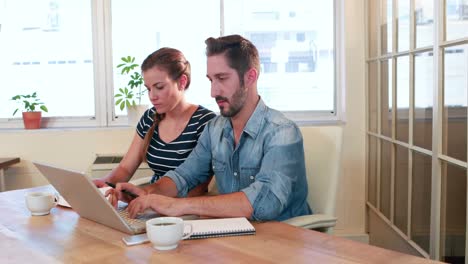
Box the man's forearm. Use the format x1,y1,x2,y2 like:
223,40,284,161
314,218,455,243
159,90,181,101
143,177,179,197
178,192,253,218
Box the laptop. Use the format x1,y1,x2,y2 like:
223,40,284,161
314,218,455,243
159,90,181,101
34,162,197,234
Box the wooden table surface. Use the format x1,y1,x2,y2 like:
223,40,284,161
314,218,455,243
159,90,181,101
0,157,20,169
0,157,20,192
0,185,443,264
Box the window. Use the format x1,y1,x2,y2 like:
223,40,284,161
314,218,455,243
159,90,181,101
224,0,335,113
0,0,339,128
110,0,220,117
0,0,96,127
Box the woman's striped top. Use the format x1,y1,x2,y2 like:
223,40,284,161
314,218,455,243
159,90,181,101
136,106,216,183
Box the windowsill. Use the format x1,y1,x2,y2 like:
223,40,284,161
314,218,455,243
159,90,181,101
0,126,135,134
0,120,346,134
296,119,346,127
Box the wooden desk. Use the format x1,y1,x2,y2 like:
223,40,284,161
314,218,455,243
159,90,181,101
0,186,442,264
0,157,20,192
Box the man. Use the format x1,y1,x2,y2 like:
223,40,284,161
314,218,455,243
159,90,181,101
112,35,311,221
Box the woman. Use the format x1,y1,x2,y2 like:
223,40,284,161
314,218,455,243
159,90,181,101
93,48,216,196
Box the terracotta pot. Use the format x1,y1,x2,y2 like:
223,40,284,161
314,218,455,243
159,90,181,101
22,111,42,129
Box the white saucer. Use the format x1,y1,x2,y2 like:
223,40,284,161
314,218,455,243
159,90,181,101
153,244,178,251
30,211,51,216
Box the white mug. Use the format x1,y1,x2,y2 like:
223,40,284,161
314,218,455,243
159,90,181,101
25,191,58,216
146,217,193,250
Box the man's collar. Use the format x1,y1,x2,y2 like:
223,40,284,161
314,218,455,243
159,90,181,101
222,97,267,140
241,97,266,139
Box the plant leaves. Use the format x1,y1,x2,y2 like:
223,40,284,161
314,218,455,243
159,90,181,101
12,92,48,113
129,63,138,70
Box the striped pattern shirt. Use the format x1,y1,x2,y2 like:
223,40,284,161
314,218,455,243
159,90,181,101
136,106,216,183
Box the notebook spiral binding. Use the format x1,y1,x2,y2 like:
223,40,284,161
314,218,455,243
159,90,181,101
183,217,256,239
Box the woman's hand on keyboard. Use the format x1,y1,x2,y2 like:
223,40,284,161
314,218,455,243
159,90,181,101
112,183,146,204
104,188,120,208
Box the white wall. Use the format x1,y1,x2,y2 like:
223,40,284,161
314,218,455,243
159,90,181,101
334,0,366,236
0,0,366,236
0,128,135,189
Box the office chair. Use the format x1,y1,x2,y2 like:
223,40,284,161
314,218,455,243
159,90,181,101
282,126,343,234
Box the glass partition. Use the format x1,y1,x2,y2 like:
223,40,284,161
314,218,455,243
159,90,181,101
396,56,409,143
440,161,466,263
411,151,432,253
394,144,408,234
415,0,434,48
381,0,393,54
380,140,392,219
443,45,467,162
369,61,378,133
446,0,468,41
414,52,433,150
381,59,393,138
397,0,410,52
368,136,378,206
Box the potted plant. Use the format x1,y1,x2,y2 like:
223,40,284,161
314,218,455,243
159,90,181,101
114,56,148,126
11,92,49,129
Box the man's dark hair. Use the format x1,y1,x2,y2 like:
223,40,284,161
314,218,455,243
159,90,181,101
205,35,260,85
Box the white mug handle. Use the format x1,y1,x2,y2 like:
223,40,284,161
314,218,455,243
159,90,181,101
53,192,60,206
182,223,193,240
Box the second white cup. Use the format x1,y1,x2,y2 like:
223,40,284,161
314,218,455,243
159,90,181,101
25,191,58,216
146,217,193,250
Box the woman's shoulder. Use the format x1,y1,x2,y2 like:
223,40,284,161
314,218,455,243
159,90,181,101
144,107,156,116
135,107,156,139
194,105,216,120
140,107,156,124
136,107,156,132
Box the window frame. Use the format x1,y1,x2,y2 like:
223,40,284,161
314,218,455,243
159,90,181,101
0,0,344,129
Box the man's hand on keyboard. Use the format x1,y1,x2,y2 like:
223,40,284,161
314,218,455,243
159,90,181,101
127,194,181,219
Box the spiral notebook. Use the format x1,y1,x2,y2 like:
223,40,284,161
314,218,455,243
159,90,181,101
183,217,256,239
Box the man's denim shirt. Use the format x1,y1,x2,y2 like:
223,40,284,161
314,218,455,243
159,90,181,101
165,99,312,221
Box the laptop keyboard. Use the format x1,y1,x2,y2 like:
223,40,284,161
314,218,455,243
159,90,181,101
119,209,142,223
117,204,159,233
116,203,200,233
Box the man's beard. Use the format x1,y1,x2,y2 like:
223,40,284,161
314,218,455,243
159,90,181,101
216,85,248,117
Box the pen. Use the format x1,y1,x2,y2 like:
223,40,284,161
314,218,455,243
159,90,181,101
105,181,139,199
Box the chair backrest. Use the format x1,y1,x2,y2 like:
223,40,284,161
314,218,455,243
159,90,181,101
208,126,344,216
301,126,343,216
